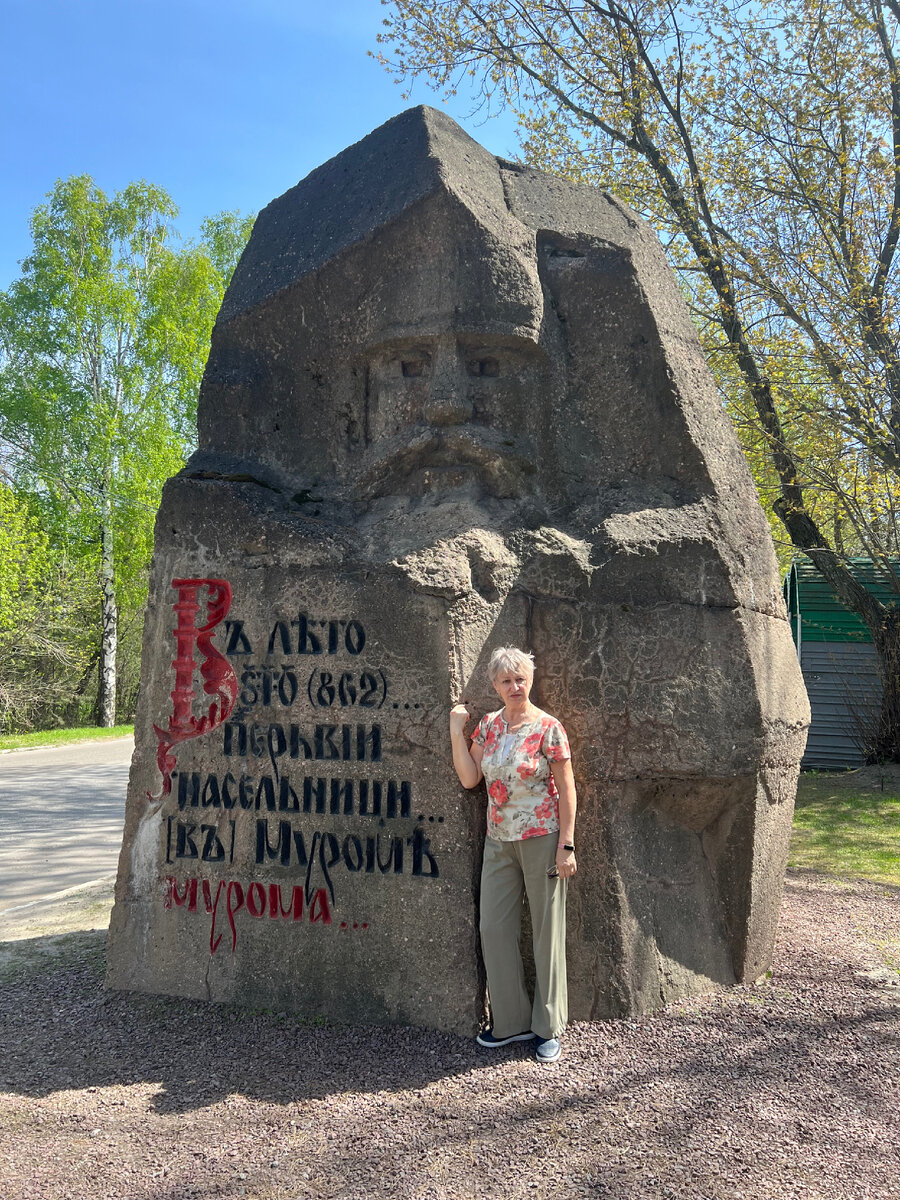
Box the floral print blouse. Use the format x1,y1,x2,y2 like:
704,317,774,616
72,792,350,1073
472,710,571,842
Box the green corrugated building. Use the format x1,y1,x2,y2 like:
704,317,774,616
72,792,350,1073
783,558,900,767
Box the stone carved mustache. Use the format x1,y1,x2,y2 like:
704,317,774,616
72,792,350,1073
357,425,538,499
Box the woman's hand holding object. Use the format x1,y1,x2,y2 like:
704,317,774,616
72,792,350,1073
556,845,577,879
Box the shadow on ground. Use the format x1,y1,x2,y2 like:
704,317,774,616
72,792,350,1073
0,879,895,1117
1,873,898,1199
0,925,523,1111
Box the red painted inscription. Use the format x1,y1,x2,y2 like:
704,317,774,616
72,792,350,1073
151,578,238,800
164,875,333,954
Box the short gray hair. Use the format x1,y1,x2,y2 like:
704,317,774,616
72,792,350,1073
488,646,535,682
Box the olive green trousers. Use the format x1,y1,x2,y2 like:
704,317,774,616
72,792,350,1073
480,833,568,1040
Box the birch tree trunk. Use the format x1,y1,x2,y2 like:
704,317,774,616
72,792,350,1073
97,480,118,727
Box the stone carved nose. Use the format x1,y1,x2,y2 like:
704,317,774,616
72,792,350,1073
422,354,472,426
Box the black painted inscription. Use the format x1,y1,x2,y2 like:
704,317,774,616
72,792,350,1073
167,817,236,863
255,821,439,879
307,668,387,710
268,614,366,656
235,665,387,710
173,770,411,818
222,613,368,659
223,721,382,762
160,605,444,950
224,619,253,654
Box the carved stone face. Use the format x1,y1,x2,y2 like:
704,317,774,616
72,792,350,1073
354,331,551,503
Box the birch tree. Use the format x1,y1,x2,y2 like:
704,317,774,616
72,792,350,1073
0,177,250,726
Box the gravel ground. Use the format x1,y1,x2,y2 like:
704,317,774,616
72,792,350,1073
0,871,898,1200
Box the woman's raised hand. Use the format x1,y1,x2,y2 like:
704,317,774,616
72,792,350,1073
449,702,471,734
449,702,483,788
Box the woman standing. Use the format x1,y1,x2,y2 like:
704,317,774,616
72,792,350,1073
450,647,577,1064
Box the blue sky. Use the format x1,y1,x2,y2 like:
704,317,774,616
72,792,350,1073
0,0,521,289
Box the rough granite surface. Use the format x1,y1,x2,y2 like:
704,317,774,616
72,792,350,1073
106,107,810,1033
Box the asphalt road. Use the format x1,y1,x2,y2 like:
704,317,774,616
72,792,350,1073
0,737,133,912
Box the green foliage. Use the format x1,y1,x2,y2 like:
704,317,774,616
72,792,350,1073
0,482,50,634
0,176,253,732
199,210,256,287
0,483,95,732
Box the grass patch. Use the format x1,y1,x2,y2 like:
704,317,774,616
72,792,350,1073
0,724,134,752
0,930,106,983
873,936,900,973
790,771,900,886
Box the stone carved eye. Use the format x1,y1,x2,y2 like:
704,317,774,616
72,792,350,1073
401,359,427,378
467,358,500,378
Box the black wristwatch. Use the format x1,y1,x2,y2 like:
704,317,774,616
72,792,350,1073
560,842,575,852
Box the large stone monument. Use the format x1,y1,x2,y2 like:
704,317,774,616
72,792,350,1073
106,107,810,1032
